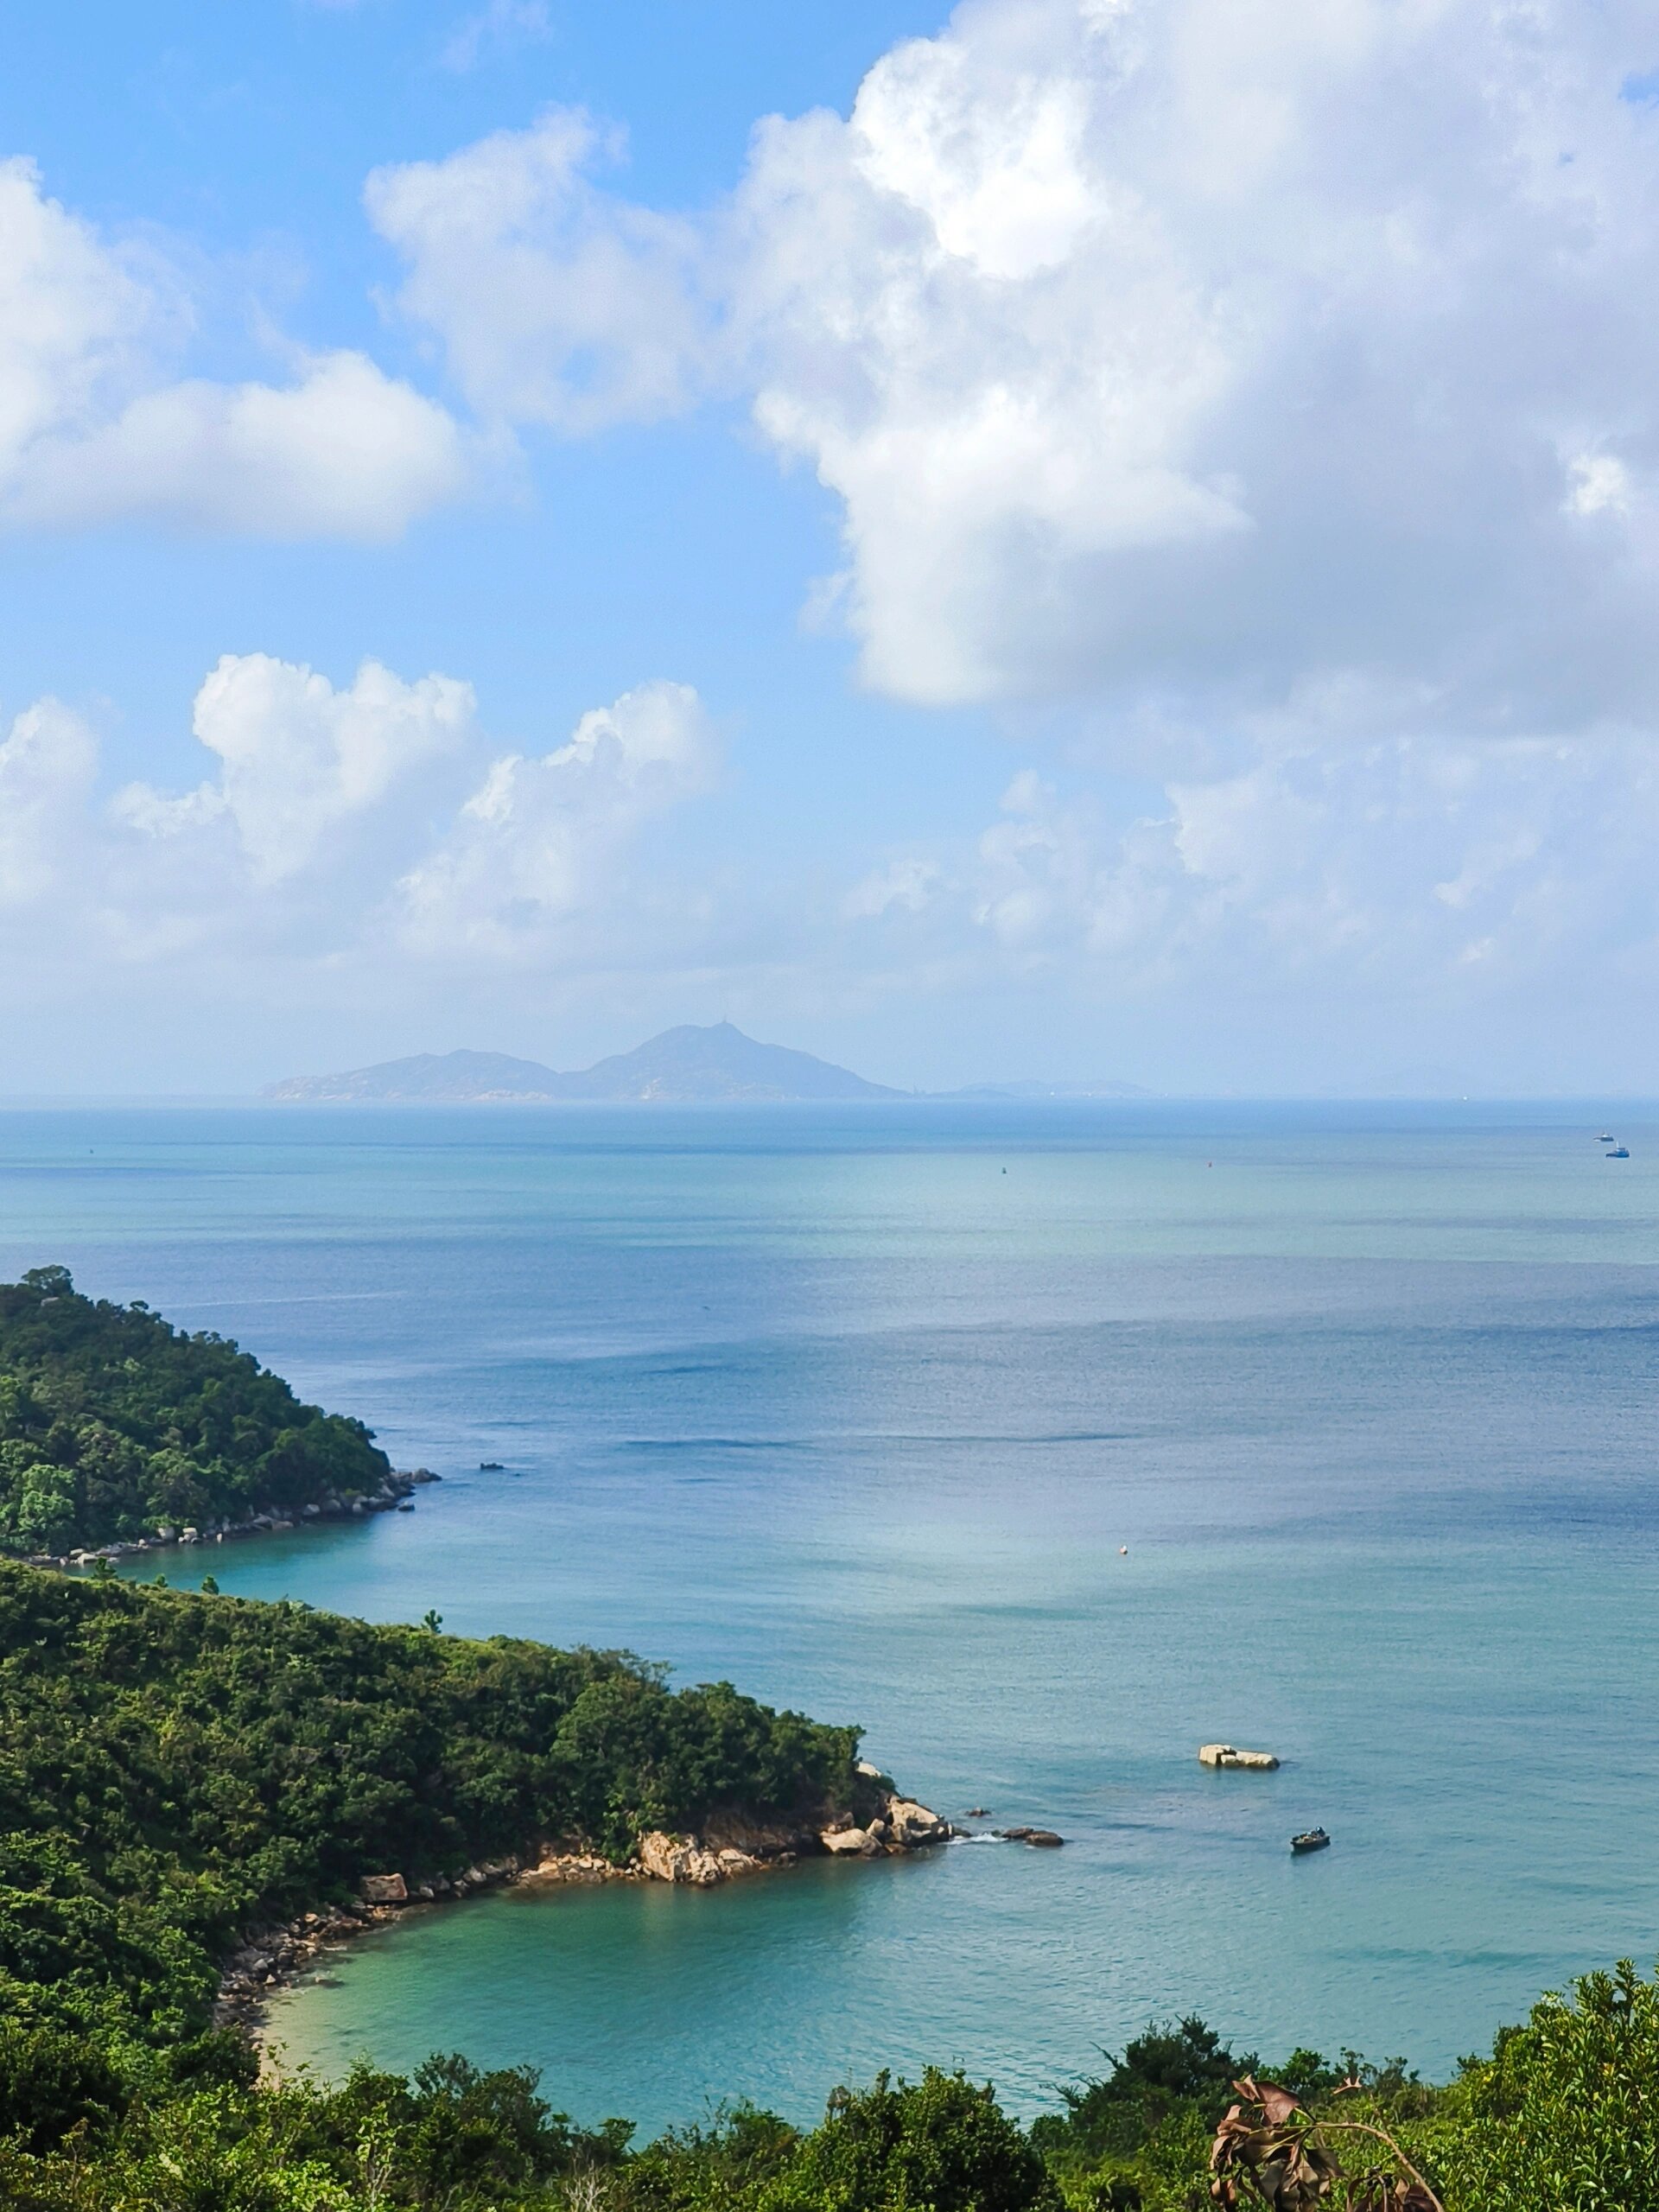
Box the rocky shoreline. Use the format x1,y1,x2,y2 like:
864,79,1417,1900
217,1773,959,2038
29,1468,442,1571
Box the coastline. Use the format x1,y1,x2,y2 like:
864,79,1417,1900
219,1780,958,2044
27,1467,441,1572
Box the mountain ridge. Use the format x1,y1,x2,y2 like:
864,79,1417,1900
264,1024,902,1104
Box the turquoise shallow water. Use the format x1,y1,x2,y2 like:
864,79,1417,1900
3,1101,1657,2131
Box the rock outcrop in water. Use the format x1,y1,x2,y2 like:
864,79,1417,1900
1198,1744,1281,1770
626,1786,955,1885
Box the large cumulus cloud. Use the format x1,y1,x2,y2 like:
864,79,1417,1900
369,0,1659,728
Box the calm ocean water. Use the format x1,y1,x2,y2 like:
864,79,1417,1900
3,1101,1657,2131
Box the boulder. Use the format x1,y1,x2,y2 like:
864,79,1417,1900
638,1831,726,1885
529,1853,617,1885
1198,1745,1280,1770
886,1797,951,1847
359,1873,408,1904
820,1827,871,1855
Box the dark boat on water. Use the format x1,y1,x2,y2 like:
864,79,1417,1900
1291,1827,1331,1854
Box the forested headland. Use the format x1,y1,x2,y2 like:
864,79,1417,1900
0,1561,857,2043
0,1267,393,1555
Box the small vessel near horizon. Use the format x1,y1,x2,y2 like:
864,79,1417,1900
1291,1827,1331,1854
1608,1147,1630,1160
1599,1133,1613,1142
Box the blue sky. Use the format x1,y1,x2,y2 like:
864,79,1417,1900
3,1,1658,1093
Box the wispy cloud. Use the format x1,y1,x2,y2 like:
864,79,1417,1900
441,0,551,74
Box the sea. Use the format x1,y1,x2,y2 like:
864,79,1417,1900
3,1099,1656,2135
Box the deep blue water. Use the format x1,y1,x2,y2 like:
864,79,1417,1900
3,1101,1656,2131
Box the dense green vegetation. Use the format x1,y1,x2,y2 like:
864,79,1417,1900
0,1267,391,1554
0,1563,856,2061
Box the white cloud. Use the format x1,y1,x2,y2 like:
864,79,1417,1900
0,699,97,909
844,855,942,918
372,1,1659,727
442,0,551,74
0,154,467,537
115,653,475,884
1565,452,1633,521
865,727,1659,998
11,353,467,538
734,0,1659,715
397,678,718,953
365,113,708,432
3,664,718,1001
0,157,161,474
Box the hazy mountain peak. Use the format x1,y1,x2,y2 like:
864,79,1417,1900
264,1026,900,1104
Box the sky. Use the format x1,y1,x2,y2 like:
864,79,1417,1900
3,0,1659,1096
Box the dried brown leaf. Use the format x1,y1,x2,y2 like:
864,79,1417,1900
1233,2075,1305,2127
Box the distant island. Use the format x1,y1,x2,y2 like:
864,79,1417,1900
264,1021,901,1104
264,1021,1148,1104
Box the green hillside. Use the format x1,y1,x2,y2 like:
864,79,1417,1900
0,1268,391,1555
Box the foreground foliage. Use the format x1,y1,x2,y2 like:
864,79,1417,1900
4,1964,1659,2208
0,1268,391,1553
